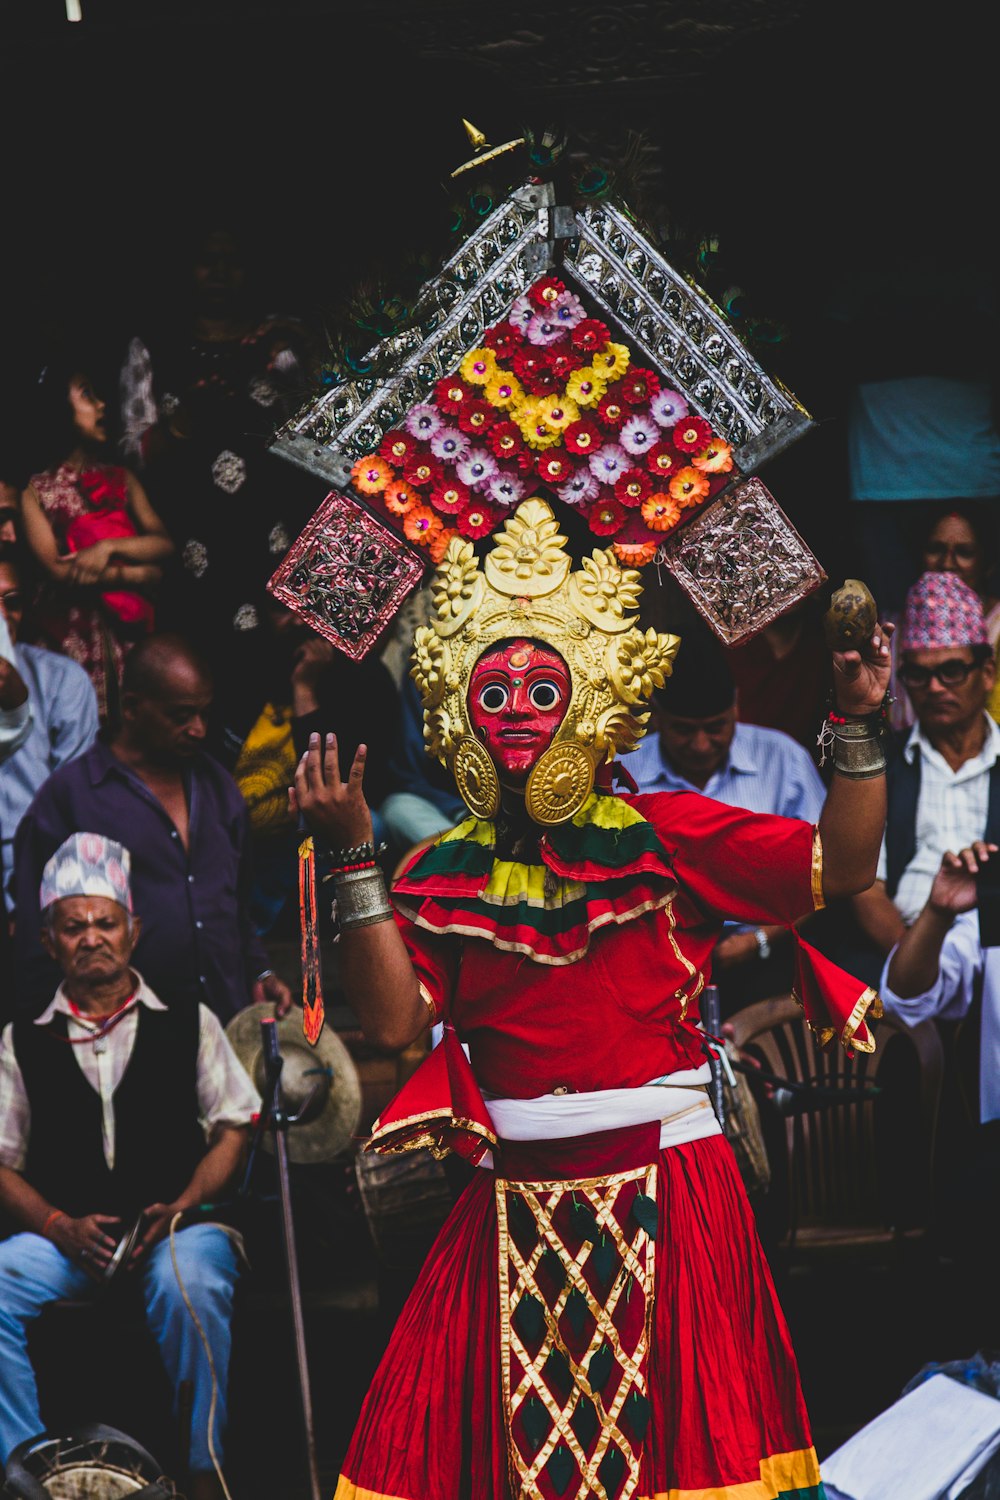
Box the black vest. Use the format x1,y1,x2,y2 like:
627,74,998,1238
885,746,1000,899
14,1001,206,1221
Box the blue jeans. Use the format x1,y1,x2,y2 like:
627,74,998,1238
0,1224,240,1474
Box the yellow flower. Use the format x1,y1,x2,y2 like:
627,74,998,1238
460,348,498,386
534,394,580,432
515,400,562,450
566,366,607,408
592,342,630,381
485,372,525,410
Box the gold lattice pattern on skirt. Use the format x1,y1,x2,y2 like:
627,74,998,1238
496,1163,657,1500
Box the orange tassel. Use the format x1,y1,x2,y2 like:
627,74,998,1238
298,836,324,1044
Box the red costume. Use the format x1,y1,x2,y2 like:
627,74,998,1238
334,781,878,1500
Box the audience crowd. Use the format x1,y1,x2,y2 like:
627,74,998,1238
1,226,999,1491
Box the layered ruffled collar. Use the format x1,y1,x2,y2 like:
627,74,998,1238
392,791,677,965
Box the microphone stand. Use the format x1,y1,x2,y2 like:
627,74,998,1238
242,1017,323,1500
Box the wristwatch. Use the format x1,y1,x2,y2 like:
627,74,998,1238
753,929,771,961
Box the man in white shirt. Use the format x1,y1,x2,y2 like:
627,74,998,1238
0,833,259,1500
852,570,1000,964
880,838,1000,1341
626,627,826,1011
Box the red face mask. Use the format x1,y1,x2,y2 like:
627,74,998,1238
468,639,571,780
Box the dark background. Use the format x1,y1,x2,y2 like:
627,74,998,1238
1,3,996,1490
2,0,995,576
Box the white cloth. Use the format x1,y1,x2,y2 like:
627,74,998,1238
821,1372,1000,1500
876,715,1000,924
881,910,1000,1122
0,971,261,1171
477,1063,720,1169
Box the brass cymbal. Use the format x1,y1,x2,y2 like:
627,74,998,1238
225,1003,363,1164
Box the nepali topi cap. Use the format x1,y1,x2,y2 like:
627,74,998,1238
901,570,989,652
40,832,133,913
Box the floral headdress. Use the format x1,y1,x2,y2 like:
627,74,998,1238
410,496,679,824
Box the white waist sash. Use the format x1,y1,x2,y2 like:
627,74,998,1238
478,1062,721,1169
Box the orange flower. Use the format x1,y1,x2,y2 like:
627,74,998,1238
641,493,682,532
668,467,711,507
613,539,659,567
403,505,443,546
384,479,420,515
351,454,393,495
429,526,460,563
691,439,734,474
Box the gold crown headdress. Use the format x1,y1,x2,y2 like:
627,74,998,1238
410,498,680,825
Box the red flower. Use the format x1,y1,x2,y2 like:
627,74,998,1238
645,442,682,479
528,275,566,309
548,348,585,382
672,416,713,453
434,377,474,416
483,321,525,356
512,346,557,394
615,468,653,508
429,478,471,515
571,318,611,353
596,388,627,429
378,429,416,468
586,496,626,536
563,418,603,456
489,421,534,471
404,454,442,489
457,398,497,437
458,501,501,539
620,367,661,406
536,452,575,485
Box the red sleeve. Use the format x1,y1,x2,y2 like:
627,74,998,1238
627,790,822,927
393,908,460,1022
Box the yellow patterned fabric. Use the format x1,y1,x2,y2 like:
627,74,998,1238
233,703,297,833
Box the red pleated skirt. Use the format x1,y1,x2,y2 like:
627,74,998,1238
334,1134,824,1500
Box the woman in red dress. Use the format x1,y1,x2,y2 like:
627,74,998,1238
21,363,174,721
294,500,891,1500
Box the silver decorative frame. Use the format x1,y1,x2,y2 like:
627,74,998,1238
563,200,813,472
271,182,814,492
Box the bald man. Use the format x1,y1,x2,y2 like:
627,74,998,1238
13,632,291,1020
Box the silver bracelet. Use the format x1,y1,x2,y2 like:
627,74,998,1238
830,720,887,780
331,866,394,933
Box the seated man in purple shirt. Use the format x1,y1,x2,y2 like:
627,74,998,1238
13,633,291,1020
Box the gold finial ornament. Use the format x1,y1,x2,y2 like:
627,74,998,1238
451,118,528,179
410,498,681,825
461,118,488,150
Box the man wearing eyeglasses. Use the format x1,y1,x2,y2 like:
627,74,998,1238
0,553,98,927
852,570,1000,959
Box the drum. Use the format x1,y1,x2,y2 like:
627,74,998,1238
2,1426,177,1499
354,1144,455,1271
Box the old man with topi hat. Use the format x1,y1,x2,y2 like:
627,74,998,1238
0,831,260,1500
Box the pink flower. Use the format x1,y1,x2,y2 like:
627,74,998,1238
487,470,527,506
525,314,568,347
456,448,499,489
588,443,630,484
405,403,444,440
430,426,471,464
649,388,690,427
619,413,659,456
552,290,585,328
557,469,600,506
508,293,535,331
